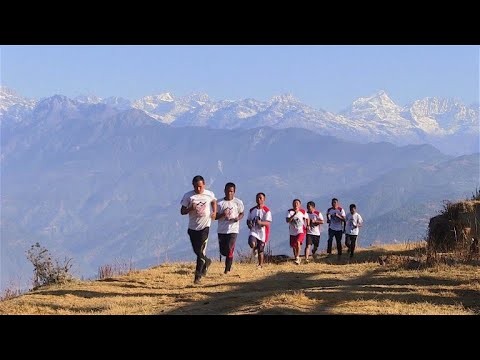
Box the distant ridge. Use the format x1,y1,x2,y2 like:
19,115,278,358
1,87,478,155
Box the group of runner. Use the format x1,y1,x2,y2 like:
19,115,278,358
180,175,363,284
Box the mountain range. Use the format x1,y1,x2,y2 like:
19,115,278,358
1,87,479,290
1,87,478,155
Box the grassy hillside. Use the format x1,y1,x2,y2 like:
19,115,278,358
1,244,479,315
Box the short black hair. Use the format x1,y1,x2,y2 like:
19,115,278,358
225,182,236,191
307,201,315,208
332,198,338,203
192,175,205,185
256,192,266,198
350,204,356,210
293,198,301,204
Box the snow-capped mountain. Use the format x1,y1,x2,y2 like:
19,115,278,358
0,86,36,121
340,91,430,142
130,92,214,124
407,97,478,134
0,87,36,111
134,90,478,154
1,86,478,155
342,90,407,124
342,91,479,136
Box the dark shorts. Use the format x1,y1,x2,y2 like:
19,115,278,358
306,234,320,247
328,228,343,241
290,233,305,248
345,234,357,246
188,227,209,243
248,235,265,253
187,227,210,261
218,233,238,258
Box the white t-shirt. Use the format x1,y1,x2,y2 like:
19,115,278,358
217,197,245,234
307,210,324,236
286,209,308,236
345,212,363,236
180,189,216,231
327,207,346,231
247,205,272,243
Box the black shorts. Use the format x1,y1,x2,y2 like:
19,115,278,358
248,235,266,253
345,234,357,245
306,234,320,247
188,227,209,243
218,233,238,257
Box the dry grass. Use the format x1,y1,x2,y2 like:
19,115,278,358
0,287,23,302
1,243,479,315
97,258,134,280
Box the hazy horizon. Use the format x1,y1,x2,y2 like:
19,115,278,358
1,45,478,112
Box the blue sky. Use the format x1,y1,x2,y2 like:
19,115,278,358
1,45,478,112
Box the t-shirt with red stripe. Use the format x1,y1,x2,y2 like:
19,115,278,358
307,210,324,236
247,205,272,243
286,208,309,236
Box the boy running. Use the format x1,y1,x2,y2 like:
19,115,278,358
216,182,244,274
180,175,217,284
345,204,363,258
326,198,346,259
305,201,324,262
286,199,309,265
247,192,272,269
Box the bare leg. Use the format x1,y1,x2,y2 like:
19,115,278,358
258,252,264,267
295,242,301,264
305,244,311,262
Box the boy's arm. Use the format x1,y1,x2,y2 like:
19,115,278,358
215,210,224,220
286,210,296,223
335,211,346,221
215,200,222,220
180,204,192,215
180,194,192,215
235,211,245,222
210,199,217,220
357,214,364,227
246,210,252,229
260,211,273,226
258,219,271,227
318,212,325,224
